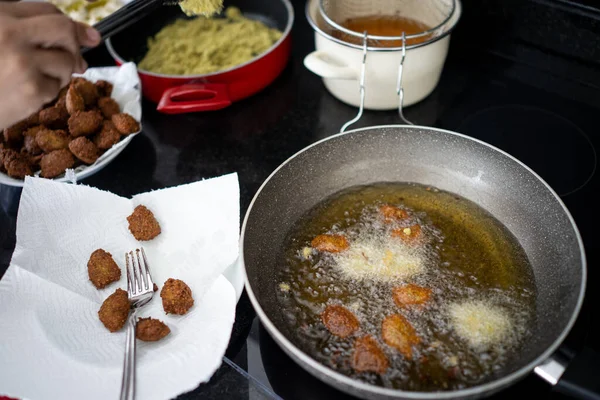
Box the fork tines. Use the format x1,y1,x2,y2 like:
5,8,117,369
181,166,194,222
125,248,154,296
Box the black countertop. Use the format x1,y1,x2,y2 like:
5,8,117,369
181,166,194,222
2,0,600,398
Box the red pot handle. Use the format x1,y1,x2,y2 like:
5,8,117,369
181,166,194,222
157,83,232,114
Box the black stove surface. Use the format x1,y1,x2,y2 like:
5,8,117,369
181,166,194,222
1,0,599,399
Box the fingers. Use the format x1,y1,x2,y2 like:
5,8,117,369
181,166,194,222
75,22,101,49
22,14,80,59
24,70,62,106
0,1,62,18
33,49,81,88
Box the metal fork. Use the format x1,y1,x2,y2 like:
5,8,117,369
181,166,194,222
120,248,155,400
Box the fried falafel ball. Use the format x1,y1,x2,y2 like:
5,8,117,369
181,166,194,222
94,121,121,150
352,335,389,374
160,278,194,315
27,153,43,169
24,135,42,155
72,77,99,107
112,113,140,135
136,317,171,342
66,86,85,115
40,149,75,178
127,205,161,241
88,249,121,289
3,121,28,147
39,105,69,129
5,153,32,179
0,149,18,172
69,137,99,165
68,110,103,137
321,304,360,338
95,80,113,97
36,128,69,152
98,288,129,332
97,97,121,119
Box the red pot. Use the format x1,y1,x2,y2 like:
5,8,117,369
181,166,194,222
106,0,294,114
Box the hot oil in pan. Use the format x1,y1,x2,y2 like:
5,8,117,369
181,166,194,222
276,183,536,391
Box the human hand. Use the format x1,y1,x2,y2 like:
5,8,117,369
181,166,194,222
0,1,101,130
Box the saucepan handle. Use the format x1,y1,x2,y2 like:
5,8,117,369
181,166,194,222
156,83,232,114
536,346,600,399
304,51,358,80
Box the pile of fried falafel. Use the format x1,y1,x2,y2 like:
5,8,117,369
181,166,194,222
0,77,140,180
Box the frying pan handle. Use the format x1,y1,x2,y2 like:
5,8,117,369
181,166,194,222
156,84,232,114
554,346,600,399
304,51,358,80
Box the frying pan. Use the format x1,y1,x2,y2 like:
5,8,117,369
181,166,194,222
241,125,600,399
105,0,293,114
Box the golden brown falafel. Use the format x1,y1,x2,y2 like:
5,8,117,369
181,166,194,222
72,77,99,107
69,137,99,165
66,86,85,115
68,110,103,137
381,314,421,360
39,106,69,129
321,304,360,338
36,128,69,152
160,278,194,315
95,80,113,97
5,154,32,179
94,121,121,150
136,317,170,342
40,149,75,178
97,97,120,119
88,249,121,289
98,288,129,332
352,336,389,374
127,205,161,241
112,113,140,135
311,234,349,253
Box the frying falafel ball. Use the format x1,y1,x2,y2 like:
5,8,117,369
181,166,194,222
112,113,140,135
36,128,69,152
321,304,360,338
68,110,103,137
69,137,99,165
136,317,170,342
98,288,129,332
352,335,389,374
160,278,194,315
72,77,99,107
40,148,75,178
98,97,121,119
127,205,161,241
66,86,85,115
88,249,121,289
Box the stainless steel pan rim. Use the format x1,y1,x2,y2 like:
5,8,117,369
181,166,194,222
240,124,587,399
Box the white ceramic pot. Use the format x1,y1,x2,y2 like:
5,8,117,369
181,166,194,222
304,0,462,111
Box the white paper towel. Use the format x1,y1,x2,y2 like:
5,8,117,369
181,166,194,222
0,173,241,400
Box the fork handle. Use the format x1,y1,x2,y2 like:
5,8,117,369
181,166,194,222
119,314,137,400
